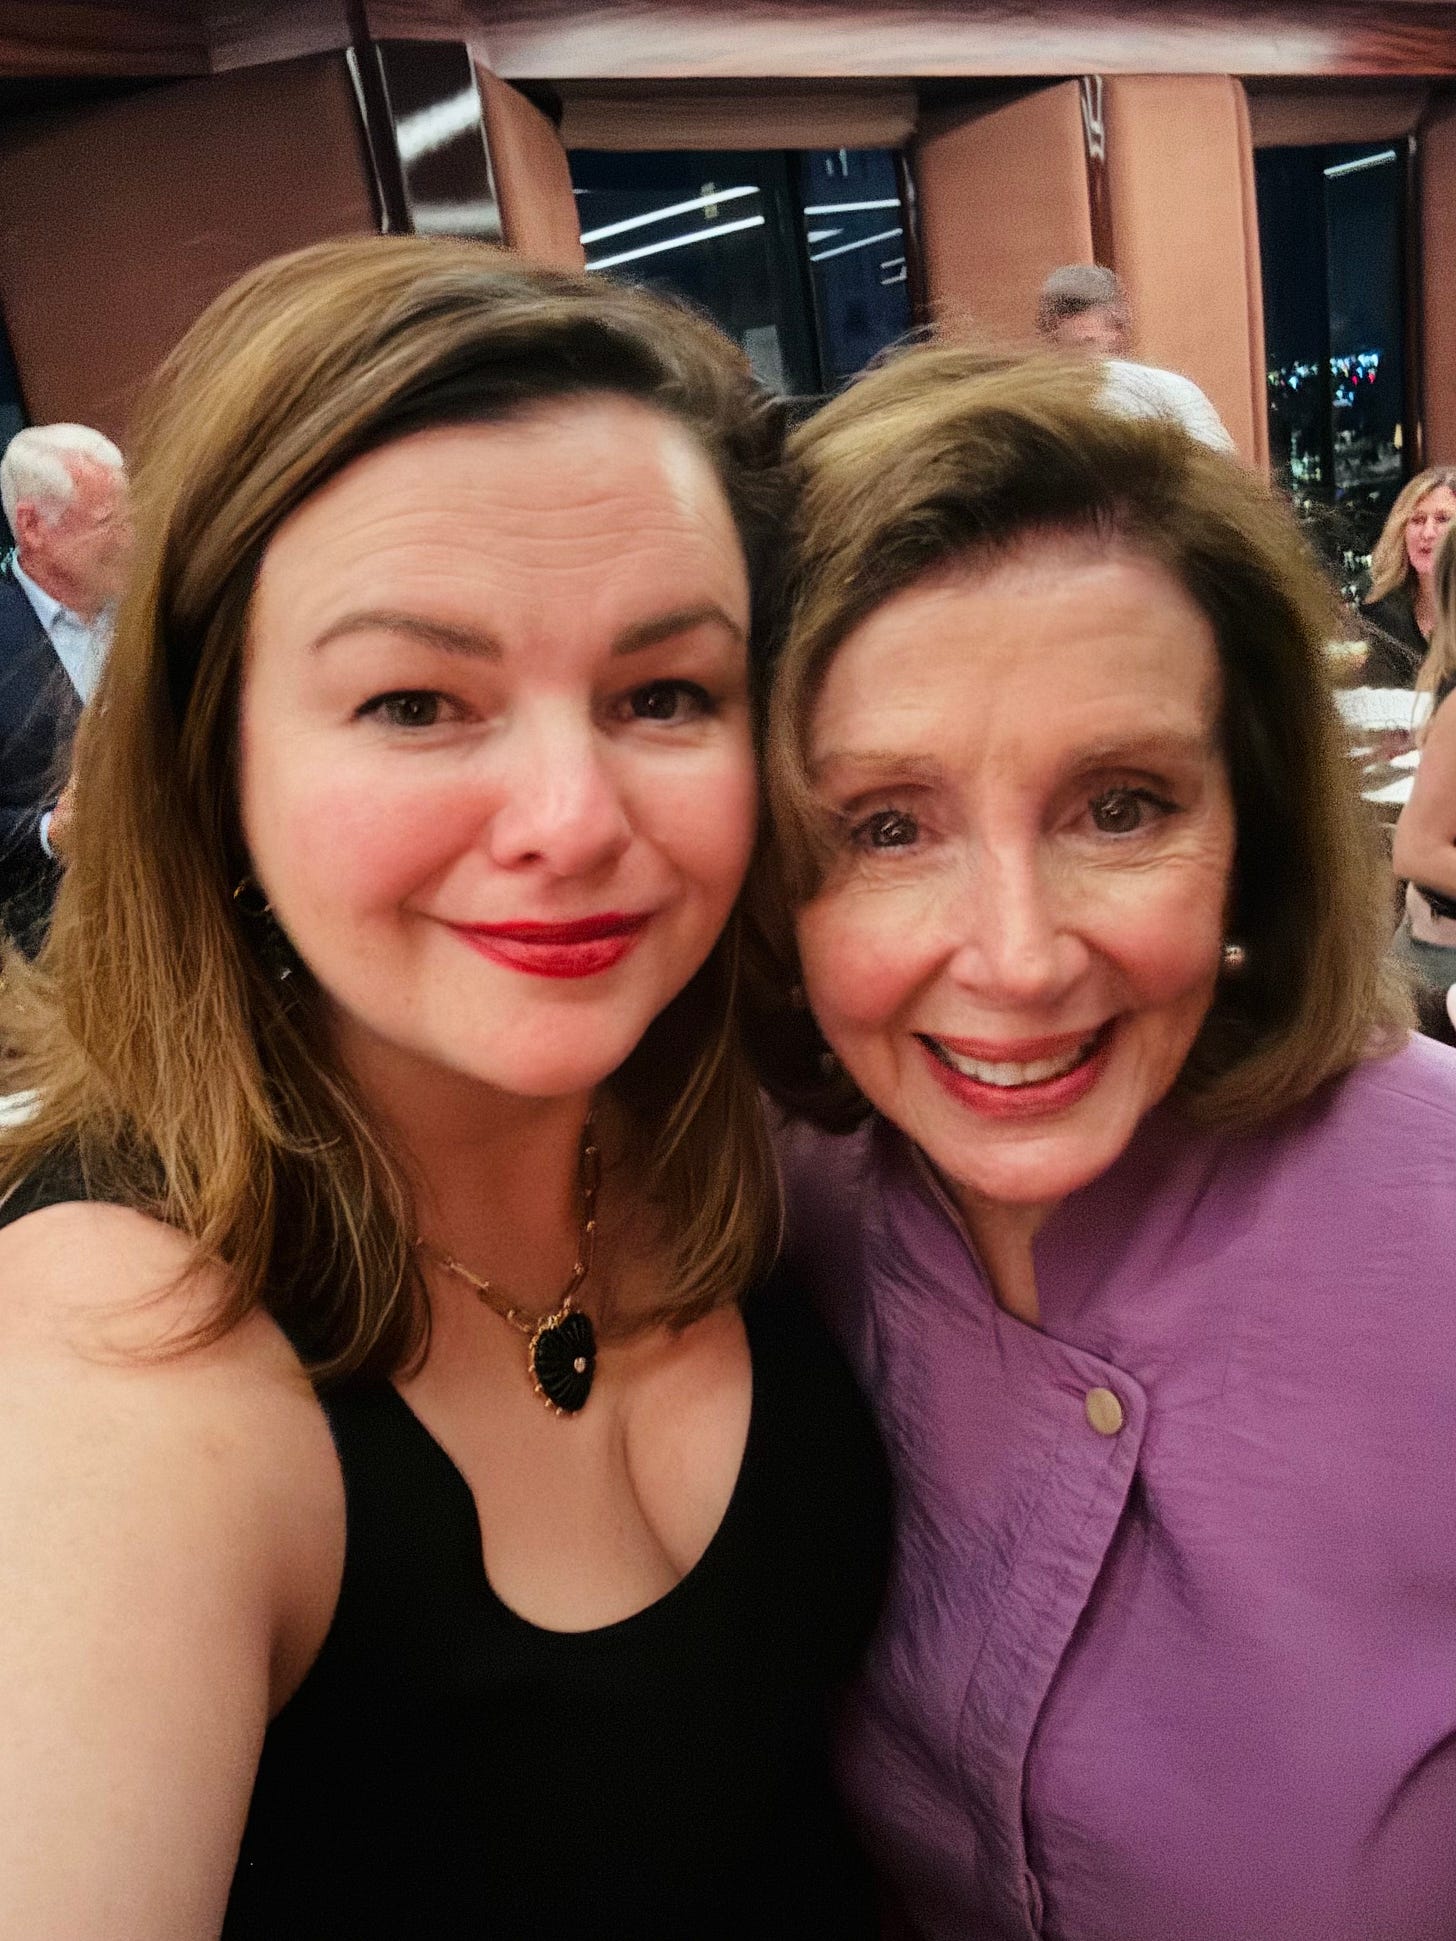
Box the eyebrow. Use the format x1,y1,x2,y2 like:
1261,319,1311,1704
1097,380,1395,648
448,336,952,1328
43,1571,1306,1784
309,603,745,660
611,604,746,655
811,730,1216,784
310,610,503,658
1062,729,1219,769
809,749,946,787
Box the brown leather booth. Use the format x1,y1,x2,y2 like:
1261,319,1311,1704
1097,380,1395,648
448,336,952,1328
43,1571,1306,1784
1419,93,1456,466
0,50,586,447
1099,75,1267,469
914,74,1268,469
915,81,1094,350
478,66,585,269
0,54,378,444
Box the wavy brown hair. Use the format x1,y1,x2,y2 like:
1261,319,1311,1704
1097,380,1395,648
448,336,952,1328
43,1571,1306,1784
1415,520,1456,707
752,348,1410,1132
0,237,793,1384
1364,464,1456,606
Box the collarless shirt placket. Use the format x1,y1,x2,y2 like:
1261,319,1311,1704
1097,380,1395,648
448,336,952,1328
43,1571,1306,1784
864,1163,1146,1940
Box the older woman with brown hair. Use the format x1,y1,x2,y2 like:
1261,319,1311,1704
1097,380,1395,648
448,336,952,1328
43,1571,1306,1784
0,239,887,1937
759,350,1456,1940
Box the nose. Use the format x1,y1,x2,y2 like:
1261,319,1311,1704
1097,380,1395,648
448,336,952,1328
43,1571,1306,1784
486,708,633,879
941,846,1089,1006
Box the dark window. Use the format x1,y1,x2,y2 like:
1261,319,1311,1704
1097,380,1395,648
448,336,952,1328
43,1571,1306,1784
797,148,911,389
570,146,913,406
1256,140,1409,598
0,310,24,552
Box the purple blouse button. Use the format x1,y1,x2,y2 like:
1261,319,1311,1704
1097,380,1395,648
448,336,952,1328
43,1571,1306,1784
1084,1387,1125,1436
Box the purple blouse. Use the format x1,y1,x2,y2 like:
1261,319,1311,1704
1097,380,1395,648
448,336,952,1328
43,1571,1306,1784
781,1035,1456,1941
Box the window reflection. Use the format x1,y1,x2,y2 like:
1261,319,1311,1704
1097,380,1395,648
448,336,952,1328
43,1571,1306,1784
799,148,910,388
570,146,914,404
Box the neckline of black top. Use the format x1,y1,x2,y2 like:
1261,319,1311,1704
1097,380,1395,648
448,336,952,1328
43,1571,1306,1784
371,1348,761,1646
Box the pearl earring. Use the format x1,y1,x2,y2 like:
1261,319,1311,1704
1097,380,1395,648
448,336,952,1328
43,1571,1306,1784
1221,940,1247,974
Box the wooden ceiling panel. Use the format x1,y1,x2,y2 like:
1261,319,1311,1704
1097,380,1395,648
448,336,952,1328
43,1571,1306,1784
0,2,209,78
464,1,1456,81
1,0,1454,85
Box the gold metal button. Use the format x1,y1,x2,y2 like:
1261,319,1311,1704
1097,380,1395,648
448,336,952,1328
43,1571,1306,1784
1085,1386,1124,1436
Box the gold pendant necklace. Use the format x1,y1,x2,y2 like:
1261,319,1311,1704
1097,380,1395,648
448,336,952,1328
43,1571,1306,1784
418,1117,600,1417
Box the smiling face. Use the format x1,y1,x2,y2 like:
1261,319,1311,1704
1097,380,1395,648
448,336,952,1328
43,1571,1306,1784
1404,484,1456,581
795,536,1236,1227
236,396,756,1107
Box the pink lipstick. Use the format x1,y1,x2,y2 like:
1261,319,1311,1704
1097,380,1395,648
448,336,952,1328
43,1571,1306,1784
450,913,651,980
917,1021,1114,1120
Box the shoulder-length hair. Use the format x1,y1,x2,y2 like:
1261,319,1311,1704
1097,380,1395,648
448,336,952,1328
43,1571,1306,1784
1416,519,1456,705
1365,464,1456,605
754,347,1410,1133
0,236,793,1384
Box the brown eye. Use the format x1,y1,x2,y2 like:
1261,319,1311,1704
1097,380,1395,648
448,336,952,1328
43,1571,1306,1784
852,809,920,850
626,680,712,722
362,690,444,729
1089,788,1161,835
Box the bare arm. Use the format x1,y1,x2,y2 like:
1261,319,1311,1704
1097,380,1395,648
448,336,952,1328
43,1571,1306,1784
1394,698,1456,898
0,1203,343,1939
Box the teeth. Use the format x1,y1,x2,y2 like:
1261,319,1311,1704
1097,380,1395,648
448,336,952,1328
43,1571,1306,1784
932,1036,1096,1087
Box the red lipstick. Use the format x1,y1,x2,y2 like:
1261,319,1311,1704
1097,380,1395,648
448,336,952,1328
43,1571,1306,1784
449,913,651,980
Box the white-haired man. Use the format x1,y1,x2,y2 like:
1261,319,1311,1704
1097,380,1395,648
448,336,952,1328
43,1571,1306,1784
0,423,131,945
1036,264,1236,454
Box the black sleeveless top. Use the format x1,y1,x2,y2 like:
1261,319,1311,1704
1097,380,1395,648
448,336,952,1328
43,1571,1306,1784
1,1172,889,1937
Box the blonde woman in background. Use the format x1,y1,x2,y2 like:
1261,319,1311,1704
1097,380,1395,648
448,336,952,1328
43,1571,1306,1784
1361,464,1456,685
1393,522,1456,986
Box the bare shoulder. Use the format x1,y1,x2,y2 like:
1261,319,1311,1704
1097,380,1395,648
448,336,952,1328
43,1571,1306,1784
0,1197,345,1934
0,1195,343,1684
0,1195,260,1349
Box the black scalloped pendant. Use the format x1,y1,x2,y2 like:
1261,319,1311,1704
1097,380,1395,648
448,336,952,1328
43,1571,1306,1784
528,1307,597,1415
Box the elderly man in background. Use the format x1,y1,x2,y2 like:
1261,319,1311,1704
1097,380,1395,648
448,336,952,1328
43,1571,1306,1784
0,423,131,947
1037,263,1236,454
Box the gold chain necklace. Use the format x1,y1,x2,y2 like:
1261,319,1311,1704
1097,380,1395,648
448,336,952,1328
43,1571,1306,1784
417,1117,600,1417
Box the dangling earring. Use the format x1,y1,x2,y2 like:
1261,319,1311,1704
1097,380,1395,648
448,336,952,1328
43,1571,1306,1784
233,875,297,984
1221,939,1247,975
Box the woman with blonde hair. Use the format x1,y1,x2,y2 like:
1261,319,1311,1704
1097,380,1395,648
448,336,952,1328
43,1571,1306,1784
1413,515,1456,709
1393,521,1456,985
757,348,1456,1939
0,238,886,1937
1360,463,1456,684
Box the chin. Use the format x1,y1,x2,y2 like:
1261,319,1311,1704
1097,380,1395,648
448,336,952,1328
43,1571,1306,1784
451,1051,637,1101
375,1017,637,1103
927,1113,1140,1213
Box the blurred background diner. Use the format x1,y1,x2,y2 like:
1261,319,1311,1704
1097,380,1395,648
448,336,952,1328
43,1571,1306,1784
0,423,131,952
1035,262,1236,450
1359,466,1456,686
